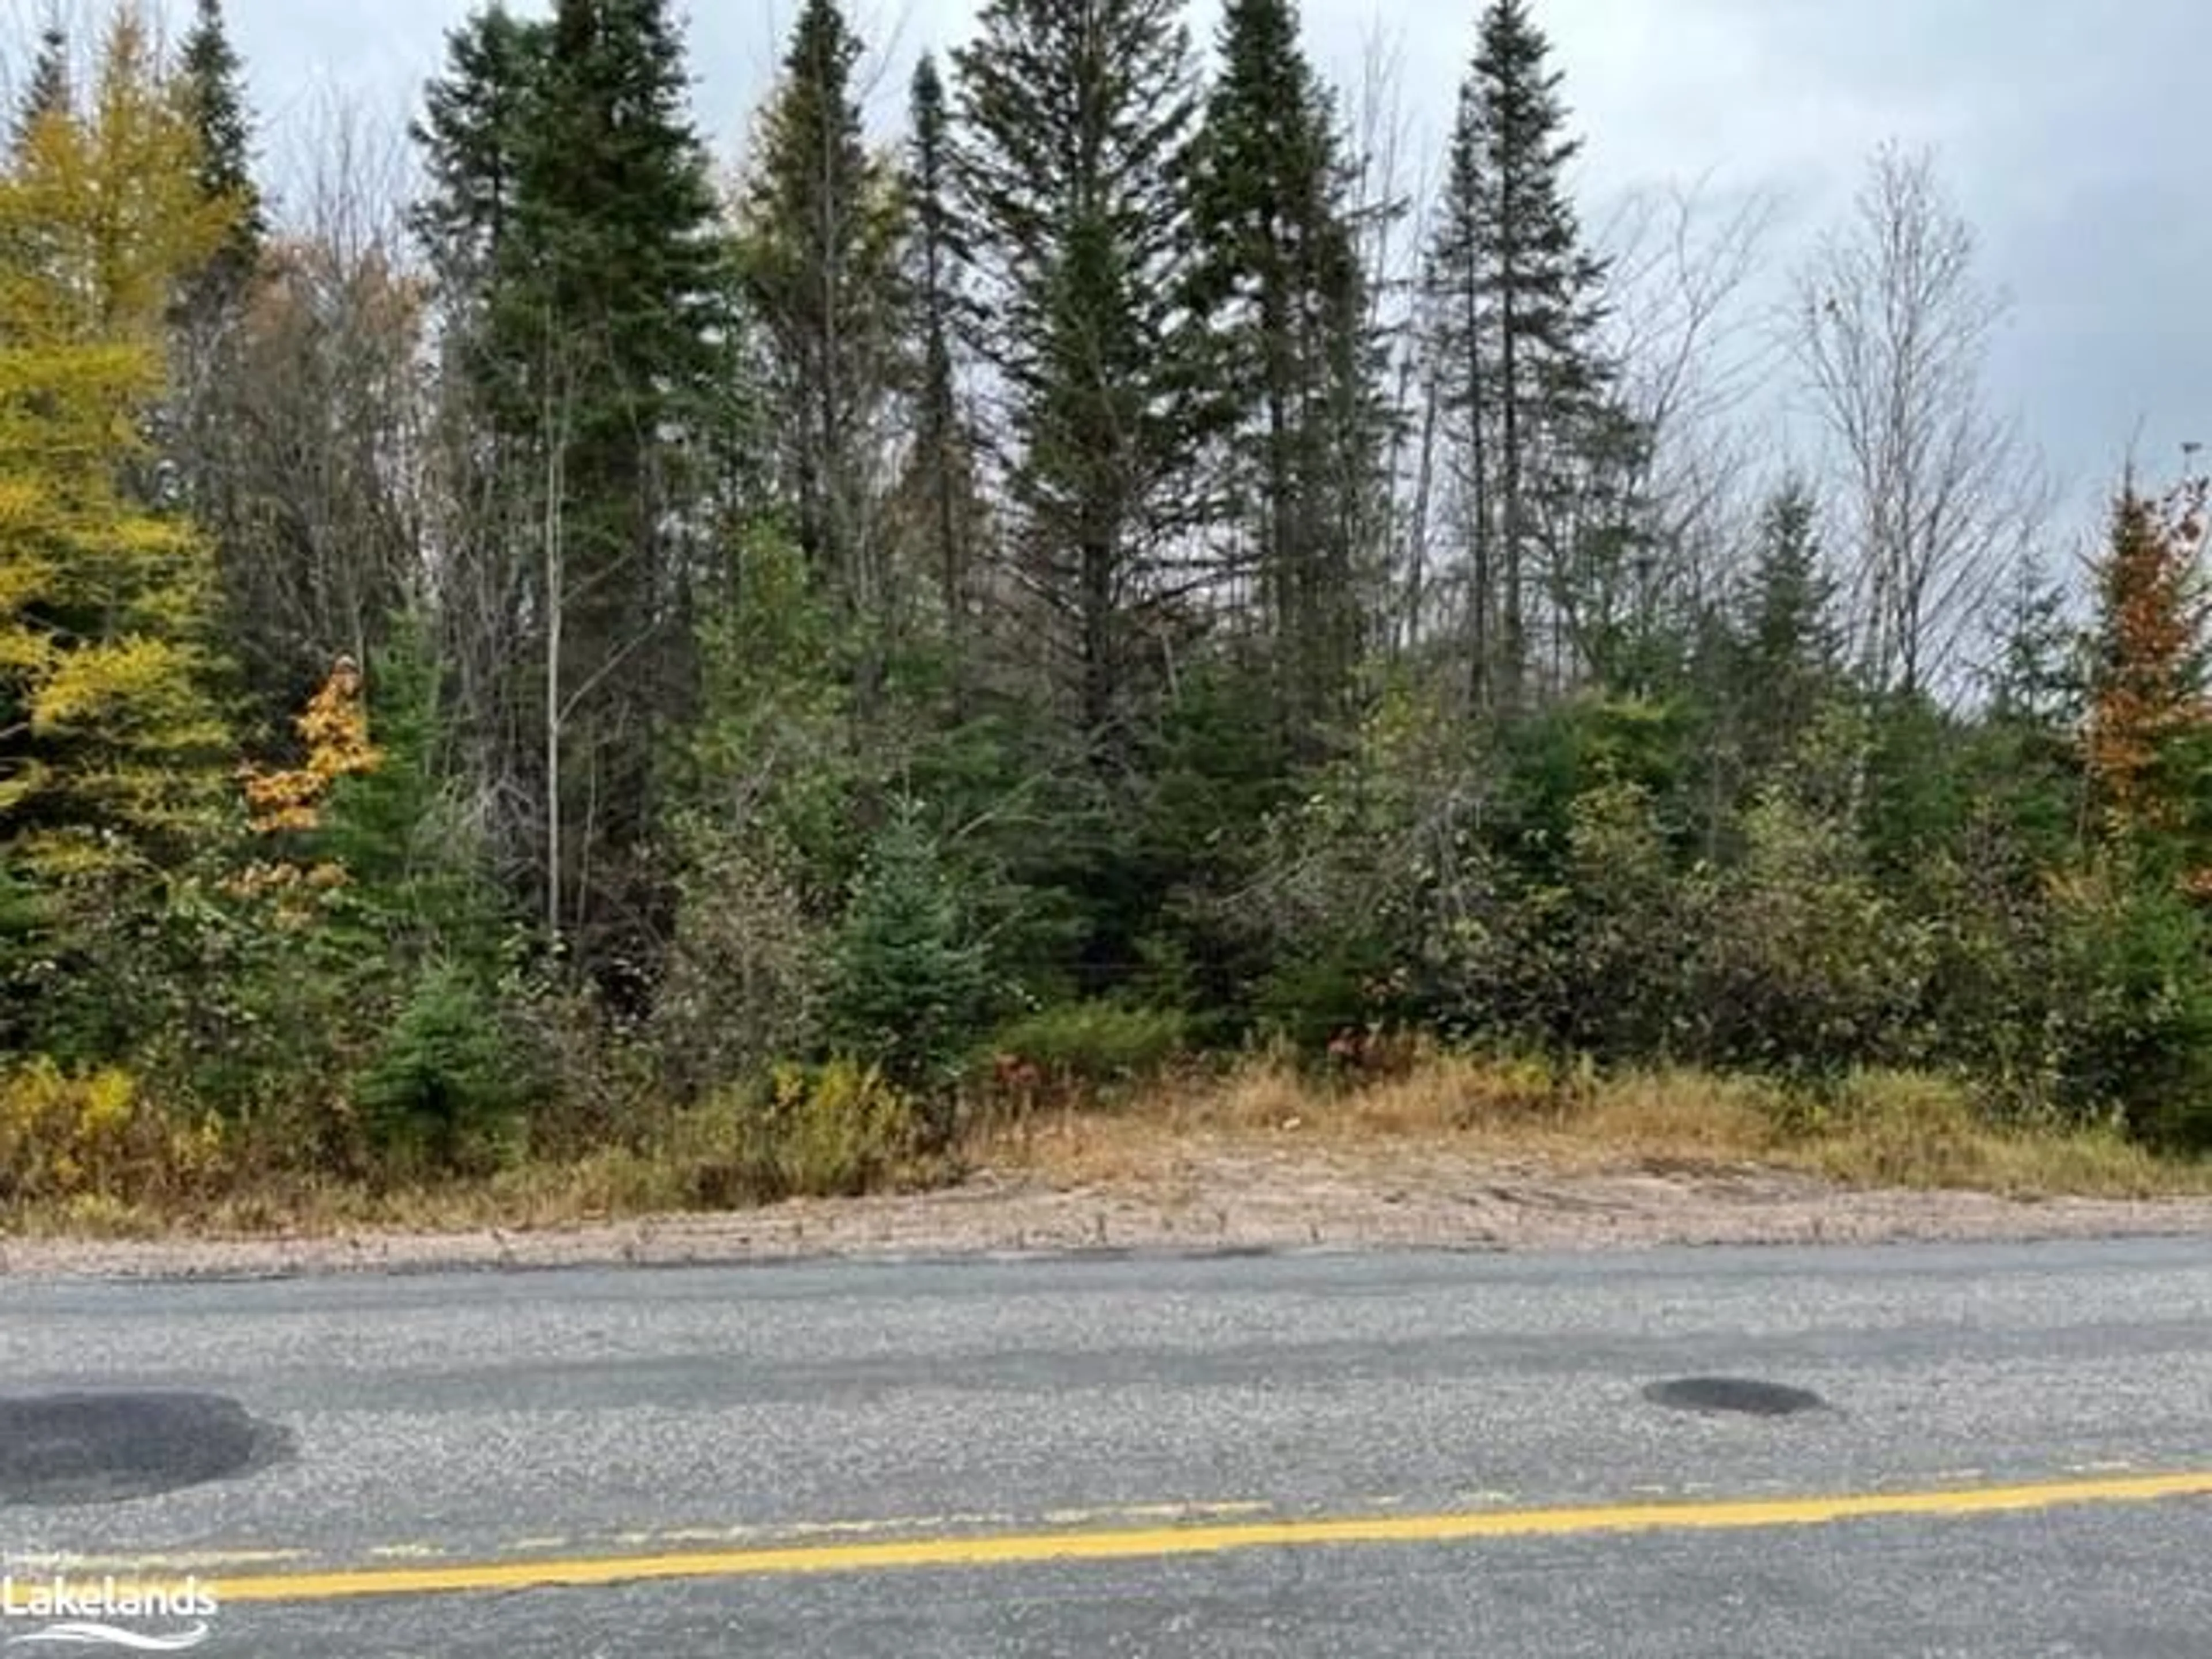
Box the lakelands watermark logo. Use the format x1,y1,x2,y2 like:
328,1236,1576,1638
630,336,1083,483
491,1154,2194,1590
1,1571,217,1652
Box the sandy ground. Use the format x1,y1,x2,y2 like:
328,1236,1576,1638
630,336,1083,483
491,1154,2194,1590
7,1141,2212,1279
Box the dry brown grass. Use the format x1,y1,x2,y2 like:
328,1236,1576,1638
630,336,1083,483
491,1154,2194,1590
973,1051,2212,1202
9,1052,2208,1243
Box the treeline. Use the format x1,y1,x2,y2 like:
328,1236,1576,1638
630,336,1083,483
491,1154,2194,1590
2,0,2209,1212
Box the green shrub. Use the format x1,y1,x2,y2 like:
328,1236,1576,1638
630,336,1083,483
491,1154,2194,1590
354,963,531,1177
2045,865,2212,1149
825,805,990,1124
679,1058,914,1205
1251,937,1399,1050
988,1001,1188,1089
649,820,827,1100
1679,790,1933,1074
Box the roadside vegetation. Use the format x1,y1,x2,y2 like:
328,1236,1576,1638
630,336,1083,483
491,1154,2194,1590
5,3,2212,1241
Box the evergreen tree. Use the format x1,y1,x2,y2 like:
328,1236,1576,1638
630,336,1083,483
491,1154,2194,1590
12,20,69,157
168,0,279,724
521,0,723,985
952,0,1200,764
413,0,723,991
1733,478,1841,770
412,5,550,930
1426,0,1610,709
1986,555,2084,734
825,802,988,1113
177,0,263,308
735,0,903,698
411,5,543,319
1182,0,1388,748
900,52,982,705
2085,478,2212,857
0,10,236,883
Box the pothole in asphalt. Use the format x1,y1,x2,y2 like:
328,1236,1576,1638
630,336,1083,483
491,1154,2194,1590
1642,1376,1829,1418
0,1391,295,1506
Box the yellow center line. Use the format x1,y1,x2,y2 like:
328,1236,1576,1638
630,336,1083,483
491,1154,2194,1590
188,1468,2212,1605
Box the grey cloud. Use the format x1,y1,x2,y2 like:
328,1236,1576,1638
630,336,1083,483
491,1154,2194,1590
218,0,2205,502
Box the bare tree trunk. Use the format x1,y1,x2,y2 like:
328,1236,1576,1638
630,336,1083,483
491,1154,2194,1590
541,378,565,941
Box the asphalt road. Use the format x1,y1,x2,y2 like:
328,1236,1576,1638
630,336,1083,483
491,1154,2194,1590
3,1238,2211,1656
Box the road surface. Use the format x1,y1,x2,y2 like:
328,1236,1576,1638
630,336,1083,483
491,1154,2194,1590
3,1238,2211,1655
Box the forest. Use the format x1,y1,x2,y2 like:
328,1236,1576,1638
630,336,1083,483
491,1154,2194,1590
3,0,2210,1224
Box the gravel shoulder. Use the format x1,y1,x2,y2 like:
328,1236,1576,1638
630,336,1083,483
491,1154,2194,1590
7,1141,2212,1279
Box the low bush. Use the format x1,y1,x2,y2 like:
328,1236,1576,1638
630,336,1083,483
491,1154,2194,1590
690,1058,916,1203
987,1001,1189,1093
353,963,532,1179
2043,865,2212,1150
0,1059,225,1206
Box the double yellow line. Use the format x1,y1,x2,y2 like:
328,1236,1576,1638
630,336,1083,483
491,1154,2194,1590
192,1468,2212,1605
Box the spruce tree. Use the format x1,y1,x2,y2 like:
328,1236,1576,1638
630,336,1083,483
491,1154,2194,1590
901,52,982,703
13,21,69,157
735,0,903,691
177,0,263,309
410,3,547,917
1182,0,1388,747
952,0,1200,764
1731,479,1842,775
414,0,723,991
411,4,543,322
1426,0,1609,709
521,0,722,987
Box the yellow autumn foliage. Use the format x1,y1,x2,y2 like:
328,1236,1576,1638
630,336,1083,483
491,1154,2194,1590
0,1056,226,1204
240,657,381,836
0,6,240,878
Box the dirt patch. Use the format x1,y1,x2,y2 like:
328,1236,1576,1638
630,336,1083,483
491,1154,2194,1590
7,1138,2212,1281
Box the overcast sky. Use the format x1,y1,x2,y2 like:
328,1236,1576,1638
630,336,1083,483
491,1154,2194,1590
73,1,2212,536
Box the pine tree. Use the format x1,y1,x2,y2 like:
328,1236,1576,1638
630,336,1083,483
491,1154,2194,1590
1426,0,1610,710
1182,0,1388,748
411,3,546,936
166,0,285,726
1987,556,2083,733
952,0,1200,764
737,1,902,626
1972,554,2086,873
0,9,237,882
524,0,722,984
